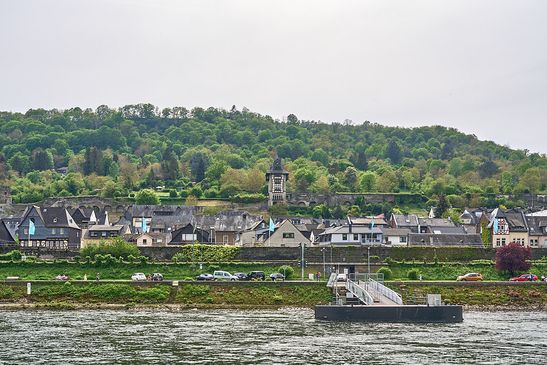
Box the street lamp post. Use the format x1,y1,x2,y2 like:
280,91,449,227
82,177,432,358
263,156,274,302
367,245,371,275
300,242,305,281
321,248,326,280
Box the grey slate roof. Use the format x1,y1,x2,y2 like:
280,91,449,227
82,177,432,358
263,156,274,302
195,211,263,232
418,218,456,228
21,206,80,229
525,216,547,236
391,214,419,227
381,228,411,236
0,220,16,243
408,233,483,247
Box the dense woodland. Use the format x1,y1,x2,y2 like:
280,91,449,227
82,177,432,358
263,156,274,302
0,104,545,215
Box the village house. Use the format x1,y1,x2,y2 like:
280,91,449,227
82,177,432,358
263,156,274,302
390,214,420,233
17,206,82,250
317,225,384,246
259,219,310,247
381,228,411,246
0,219,16,246
87,224,130,239
132,232,172,247
195,211,263,245
169,223,209,245
489,208,529,247
116,205,196,234
525,215,547,248
408,232,483,247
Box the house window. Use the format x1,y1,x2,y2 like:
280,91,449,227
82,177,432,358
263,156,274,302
400,236,407,243
51,228,56,234
353,234,359,241
143,239,147,245
282,233,295,239
157,239,162,243
342,234,348,241
59,228,65,234
223,235,229,244
24,228,28,235
101,232,107,237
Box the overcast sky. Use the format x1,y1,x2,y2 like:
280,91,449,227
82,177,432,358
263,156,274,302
1,0,546,153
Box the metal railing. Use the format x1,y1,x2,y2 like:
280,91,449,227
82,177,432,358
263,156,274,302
362,278,403,305
346,279,374,305
326,272,338,288
350,273,384,283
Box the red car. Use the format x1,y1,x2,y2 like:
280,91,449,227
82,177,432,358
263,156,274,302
510,274,538,282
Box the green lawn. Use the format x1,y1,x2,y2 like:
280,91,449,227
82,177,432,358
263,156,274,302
0,262,296,281
385,263,546,281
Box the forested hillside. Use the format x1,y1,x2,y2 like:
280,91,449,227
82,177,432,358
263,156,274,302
0,104,545,209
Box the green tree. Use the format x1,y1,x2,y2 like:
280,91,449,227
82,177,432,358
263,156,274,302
386,140,402,164
435,194,449,218
190,152,210,182
8,153,31,174
31,149,54,171
359,172,377,192
135,189,160,205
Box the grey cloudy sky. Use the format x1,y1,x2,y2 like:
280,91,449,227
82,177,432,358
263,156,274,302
1,0,546,153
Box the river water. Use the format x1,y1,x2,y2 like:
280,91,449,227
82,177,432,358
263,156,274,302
0,309,545,364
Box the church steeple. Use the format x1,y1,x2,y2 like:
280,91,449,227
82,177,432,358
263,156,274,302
265,154,289,206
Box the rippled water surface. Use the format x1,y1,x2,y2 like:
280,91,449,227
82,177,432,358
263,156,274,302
0,309,545,364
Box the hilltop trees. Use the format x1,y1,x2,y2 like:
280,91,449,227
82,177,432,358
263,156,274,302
0,104,544,205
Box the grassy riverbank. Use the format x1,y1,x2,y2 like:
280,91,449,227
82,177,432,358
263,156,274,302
0,261,291,281
2,261,546,281
388,283,547,309
1,280,546,310
0,282,332,308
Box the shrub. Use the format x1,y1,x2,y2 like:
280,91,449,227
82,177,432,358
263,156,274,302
376,267,393,280
0,250,22,262
169,189,178,198
408,269,420,280
496,243,531,277
80,237,141,260
369,255,380,262
230,193,267,204
173,244,240,262
135,189,160,205
278,265,294,280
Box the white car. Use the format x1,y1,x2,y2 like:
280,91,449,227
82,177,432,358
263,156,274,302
131,273,147,281
336,273,347,282
213,270,237,281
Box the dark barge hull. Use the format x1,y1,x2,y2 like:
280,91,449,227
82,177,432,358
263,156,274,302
315,305,463,323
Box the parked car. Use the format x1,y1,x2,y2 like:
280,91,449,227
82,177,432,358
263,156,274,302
247,271,266,281
456,273,483,281
151,273,164,281
55,274,69,281
270,272,285,281
510,274,538,282
336,273,347,282
213,270,237,281
196,273,214,281
234,272,248,281
131,273,147,281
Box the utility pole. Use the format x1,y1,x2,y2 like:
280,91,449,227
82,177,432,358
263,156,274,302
367,245,371,276
301,242,305,281
322,248,326,280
